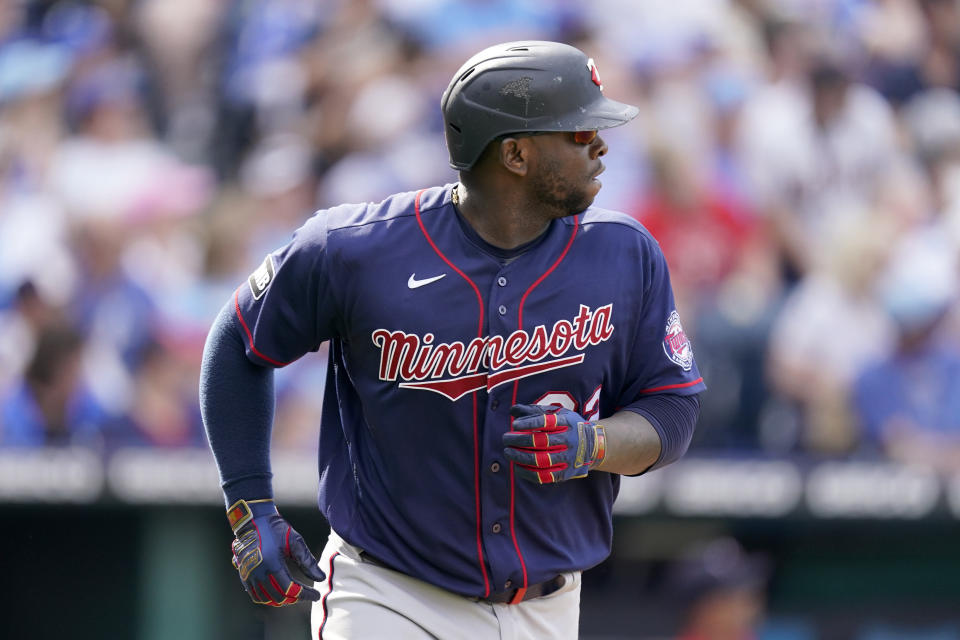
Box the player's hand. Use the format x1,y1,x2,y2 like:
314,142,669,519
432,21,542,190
227,499,326,606
503,404,607,484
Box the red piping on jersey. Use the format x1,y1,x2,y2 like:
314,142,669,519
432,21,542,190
414,188,491,597
414,190,486,332
317,552,339,639
639,377,703,394
234,288,291,367
509,215,579,591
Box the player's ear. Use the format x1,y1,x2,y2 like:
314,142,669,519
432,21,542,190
498,137,529,177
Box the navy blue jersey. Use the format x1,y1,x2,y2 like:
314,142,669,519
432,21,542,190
233,184,704,597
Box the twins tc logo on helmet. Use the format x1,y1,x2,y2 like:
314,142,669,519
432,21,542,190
663,310,693,371
586,58,603,91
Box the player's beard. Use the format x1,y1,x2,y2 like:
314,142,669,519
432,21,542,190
530,156,595,217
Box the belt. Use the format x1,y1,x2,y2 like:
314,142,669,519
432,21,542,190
359,551,566,605
478,575,567,604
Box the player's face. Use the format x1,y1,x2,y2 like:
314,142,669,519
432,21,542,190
527,130,608,216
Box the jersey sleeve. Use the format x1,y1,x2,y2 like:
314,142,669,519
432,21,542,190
233,211,339,367
616,235,705,408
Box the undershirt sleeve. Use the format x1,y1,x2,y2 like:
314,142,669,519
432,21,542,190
200,298,276,506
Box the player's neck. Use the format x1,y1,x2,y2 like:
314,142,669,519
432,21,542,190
454,182,553,250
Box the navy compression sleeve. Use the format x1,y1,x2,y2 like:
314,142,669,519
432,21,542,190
199,299,276,506
624,393,700,475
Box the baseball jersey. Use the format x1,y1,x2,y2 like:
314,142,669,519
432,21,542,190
233,184,705,598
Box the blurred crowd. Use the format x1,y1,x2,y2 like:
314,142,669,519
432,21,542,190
2,0,960,474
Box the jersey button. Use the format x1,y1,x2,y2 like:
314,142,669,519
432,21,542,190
490,462,501,473
504,580,513,589
490,398,499,410
498,305,507,316
497,276,507,287
492,522,502,533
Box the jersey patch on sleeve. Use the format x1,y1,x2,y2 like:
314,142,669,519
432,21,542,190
663,310,694,371
248,255,276,301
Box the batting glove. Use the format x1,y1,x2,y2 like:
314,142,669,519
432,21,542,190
503,404,607,484
227,499,326,606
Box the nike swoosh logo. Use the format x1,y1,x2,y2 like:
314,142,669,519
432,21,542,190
408,273,447,289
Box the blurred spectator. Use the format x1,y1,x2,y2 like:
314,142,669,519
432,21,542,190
242,133,319,247
901,88,960,241
853,229,960,472
132,0,221,161
68,218,157,416
103,340,204,449
632,146,762,315
0,182,75,310
0,38,71,184
120,162,213,303
767,220,897,454
864,0,960,106
859,0,931,105
307,22,455,207
0,37,76,309
736,47,901,280
0,281,57,394
49,56,179,220
0,323,104,447
667,537,770,640
158,187,258,350
212,0,327,178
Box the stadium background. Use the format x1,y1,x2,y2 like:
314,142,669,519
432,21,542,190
3,0,960,638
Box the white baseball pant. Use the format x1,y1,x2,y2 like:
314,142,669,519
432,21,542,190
311,530,582,639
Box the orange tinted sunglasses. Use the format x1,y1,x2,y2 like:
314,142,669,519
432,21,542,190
502,130,599,145
572,130,598,145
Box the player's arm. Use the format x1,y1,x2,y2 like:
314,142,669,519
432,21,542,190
586,410,660,475
593,393,700,476
200,302,326,606
200,212,337,605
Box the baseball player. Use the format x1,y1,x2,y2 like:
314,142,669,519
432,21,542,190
200,41,704,639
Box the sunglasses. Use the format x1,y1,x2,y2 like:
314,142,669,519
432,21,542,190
572,130,599,145
501,130,599,145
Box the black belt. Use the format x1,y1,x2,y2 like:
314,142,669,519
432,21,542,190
359,551,566,605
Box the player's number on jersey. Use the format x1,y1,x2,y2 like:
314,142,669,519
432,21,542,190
535,386,601,421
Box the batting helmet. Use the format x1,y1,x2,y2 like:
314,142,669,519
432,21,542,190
441,41,640,171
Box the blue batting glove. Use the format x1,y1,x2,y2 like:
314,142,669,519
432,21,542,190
503,404,608,484
227,499,326,606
